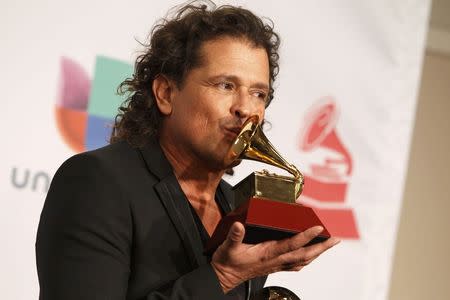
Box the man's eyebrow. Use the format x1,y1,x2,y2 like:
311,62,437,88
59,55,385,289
209,74,269,91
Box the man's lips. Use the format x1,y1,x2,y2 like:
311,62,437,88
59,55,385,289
227,126,241,134
224,126,241,139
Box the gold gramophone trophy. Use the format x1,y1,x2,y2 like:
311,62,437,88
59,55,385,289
206,115,331,300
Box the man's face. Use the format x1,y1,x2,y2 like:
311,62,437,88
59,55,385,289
160,37,270,171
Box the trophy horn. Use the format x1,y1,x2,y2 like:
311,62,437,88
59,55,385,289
226,115,304,198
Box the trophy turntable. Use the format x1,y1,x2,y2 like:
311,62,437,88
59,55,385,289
206,115,331,300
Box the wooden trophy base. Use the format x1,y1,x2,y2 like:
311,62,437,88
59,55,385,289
205,197,330,255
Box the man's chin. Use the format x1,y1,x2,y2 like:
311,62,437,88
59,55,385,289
213,158,242,174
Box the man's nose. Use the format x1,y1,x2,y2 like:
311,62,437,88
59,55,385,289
231,89,258,120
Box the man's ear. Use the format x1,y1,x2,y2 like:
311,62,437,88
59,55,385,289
152,75,176,116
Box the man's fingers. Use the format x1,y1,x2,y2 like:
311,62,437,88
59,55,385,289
284,251,322,272
270,226,324,256
302,237,340,256
222,222,245,249
277,236,340,269
289,226,324,250
301,226,325,242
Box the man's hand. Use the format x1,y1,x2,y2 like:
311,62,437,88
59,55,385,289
210,222,340,293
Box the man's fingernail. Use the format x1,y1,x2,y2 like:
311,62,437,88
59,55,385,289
314,226,324,234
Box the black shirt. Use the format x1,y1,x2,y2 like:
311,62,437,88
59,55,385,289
188,199,247,300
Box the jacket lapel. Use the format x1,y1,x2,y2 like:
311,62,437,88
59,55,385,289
138,138,207,269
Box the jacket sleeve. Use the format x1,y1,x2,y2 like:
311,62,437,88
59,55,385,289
36,153,227,300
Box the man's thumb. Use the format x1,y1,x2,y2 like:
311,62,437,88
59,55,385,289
225,222,245,247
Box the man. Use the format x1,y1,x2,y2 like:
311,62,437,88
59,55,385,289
36,2,339,299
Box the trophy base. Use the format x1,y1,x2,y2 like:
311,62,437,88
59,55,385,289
205,197,330,254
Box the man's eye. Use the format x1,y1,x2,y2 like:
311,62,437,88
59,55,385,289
218,82,234,90
253,91,268,101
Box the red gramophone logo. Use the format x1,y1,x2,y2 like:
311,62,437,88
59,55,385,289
298,97,359,239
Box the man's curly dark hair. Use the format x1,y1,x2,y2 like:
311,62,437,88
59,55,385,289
110,1,280,147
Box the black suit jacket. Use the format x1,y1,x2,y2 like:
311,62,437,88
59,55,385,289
36,139,266,300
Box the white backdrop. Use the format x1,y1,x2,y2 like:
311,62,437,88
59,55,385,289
1,0,430,299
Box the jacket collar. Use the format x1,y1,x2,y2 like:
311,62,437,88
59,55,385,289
138,137,174,180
